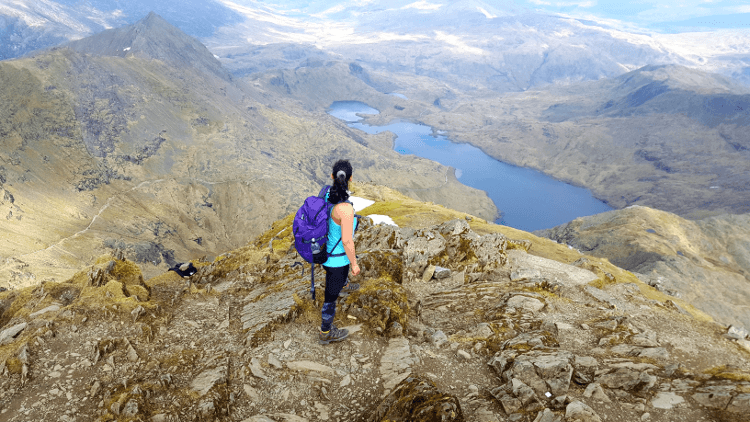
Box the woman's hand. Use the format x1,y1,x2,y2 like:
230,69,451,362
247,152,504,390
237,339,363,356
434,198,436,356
351,263,361,276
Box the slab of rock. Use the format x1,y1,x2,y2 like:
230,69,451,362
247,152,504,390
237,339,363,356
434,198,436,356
507,250,598,286
506,295,545,314
380,337,417,392
727,394,750,414
0,322,27,346
242,414,309,422
190,366,227,397
286,361,334,374
368,375,464,422
583,285,625,310
692,385,736,410
28,305,61,319
242,283,305,346
596,368,656,393
565,401,602,422
651,392,685,410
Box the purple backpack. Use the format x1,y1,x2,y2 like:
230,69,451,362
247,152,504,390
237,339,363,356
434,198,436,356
293,186,343,299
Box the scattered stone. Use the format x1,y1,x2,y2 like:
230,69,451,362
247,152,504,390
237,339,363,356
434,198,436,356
268,354,283,369
431,330,449,348
433,266,451,279
596,368,656,393
126,344,139,362
457,350,471,360
583,383,611,402
727,325,749,340
533,408,560,422
565,401,602,422
340,374,352,387
251,358,268,380
286,361,334,374
190,366,227,397
422,265,436,281
244,384,260,401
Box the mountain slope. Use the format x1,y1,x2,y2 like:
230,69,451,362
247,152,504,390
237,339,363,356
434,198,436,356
0,14,497,289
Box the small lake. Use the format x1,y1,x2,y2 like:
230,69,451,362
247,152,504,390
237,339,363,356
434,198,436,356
328,101,613,232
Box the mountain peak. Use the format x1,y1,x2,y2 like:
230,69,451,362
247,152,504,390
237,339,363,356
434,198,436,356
64,12,230,81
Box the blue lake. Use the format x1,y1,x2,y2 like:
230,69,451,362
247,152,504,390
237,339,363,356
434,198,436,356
328,101,613,232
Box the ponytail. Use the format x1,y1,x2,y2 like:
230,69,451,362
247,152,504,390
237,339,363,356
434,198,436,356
328,160,352,204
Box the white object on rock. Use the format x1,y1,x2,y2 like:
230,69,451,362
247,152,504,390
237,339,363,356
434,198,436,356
368,214,398,227
348,196,375,212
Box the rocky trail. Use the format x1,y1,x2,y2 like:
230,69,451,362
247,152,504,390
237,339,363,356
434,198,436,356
1,215,749,422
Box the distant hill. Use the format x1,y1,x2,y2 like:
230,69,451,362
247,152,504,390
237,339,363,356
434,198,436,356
3,1,750,90
65,12,232,82
537,205,750,330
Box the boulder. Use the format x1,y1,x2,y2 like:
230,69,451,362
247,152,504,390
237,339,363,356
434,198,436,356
565,401,601,422
433,266,452,279
0,322,27,346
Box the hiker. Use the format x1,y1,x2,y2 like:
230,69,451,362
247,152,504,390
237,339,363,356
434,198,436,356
319,159,361,344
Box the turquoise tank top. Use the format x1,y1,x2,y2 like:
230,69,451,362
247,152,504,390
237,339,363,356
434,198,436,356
324,196,357,268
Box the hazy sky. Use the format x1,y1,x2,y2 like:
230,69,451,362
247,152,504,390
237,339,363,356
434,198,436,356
516,0,750,32
254,0,750,32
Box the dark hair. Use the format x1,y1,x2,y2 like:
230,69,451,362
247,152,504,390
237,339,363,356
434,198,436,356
328,159,352,204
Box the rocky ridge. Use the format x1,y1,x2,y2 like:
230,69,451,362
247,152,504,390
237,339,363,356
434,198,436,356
1,186,748,422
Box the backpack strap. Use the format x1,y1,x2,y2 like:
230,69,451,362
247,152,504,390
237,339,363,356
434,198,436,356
318,185,331,199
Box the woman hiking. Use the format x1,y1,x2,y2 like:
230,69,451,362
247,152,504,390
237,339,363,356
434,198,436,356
319,159,361,344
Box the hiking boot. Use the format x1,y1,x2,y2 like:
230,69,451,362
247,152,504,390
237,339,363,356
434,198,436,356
342,281,360,293
319,325,349,345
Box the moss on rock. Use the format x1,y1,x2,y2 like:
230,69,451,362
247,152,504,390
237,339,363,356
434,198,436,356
343,276,409,335
369,374,464,422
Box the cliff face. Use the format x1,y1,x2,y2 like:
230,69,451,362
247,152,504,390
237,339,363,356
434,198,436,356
536,206,750,330
0,186,748,422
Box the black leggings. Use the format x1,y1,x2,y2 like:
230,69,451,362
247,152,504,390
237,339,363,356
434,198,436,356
323,264,350,303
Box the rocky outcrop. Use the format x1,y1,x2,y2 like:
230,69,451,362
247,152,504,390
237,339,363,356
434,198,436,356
536,206,750,331
0,215,748,422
